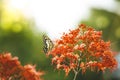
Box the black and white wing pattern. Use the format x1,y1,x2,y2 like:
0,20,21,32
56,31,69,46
43,35,54,54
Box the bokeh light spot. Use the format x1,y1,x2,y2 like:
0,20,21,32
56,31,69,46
1,25,11,31
12,24,22,33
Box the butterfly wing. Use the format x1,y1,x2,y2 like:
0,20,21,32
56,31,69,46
43,35,54,54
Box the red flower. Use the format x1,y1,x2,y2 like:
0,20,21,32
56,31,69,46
0,53,22,79
22,64,43,80
0,53,43,80
48,24,117,76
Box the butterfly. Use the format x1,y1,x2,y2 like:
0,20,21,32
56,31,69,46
43,35,54,54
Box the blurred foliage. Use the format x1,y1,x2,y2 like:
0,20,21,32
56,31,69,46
81,8,120,51
0,0,72,80
116,0,120,2
0,0,120,80
0,3,42,64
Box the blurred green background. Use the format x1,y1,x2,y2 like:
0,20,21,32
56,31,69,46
0,0,120,80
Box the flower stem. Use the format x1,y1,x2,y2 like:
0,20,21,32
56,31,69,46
73,71,78,80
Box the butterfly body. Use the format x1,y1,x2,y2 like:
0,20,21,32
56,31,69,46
43,35,54,54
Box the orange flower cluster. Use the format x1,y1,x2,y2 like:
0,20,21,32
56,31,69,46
48,24,117,76
0,53,43,80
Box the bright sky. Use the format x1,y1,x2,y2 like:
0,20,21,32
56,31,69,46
8,0,115,39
